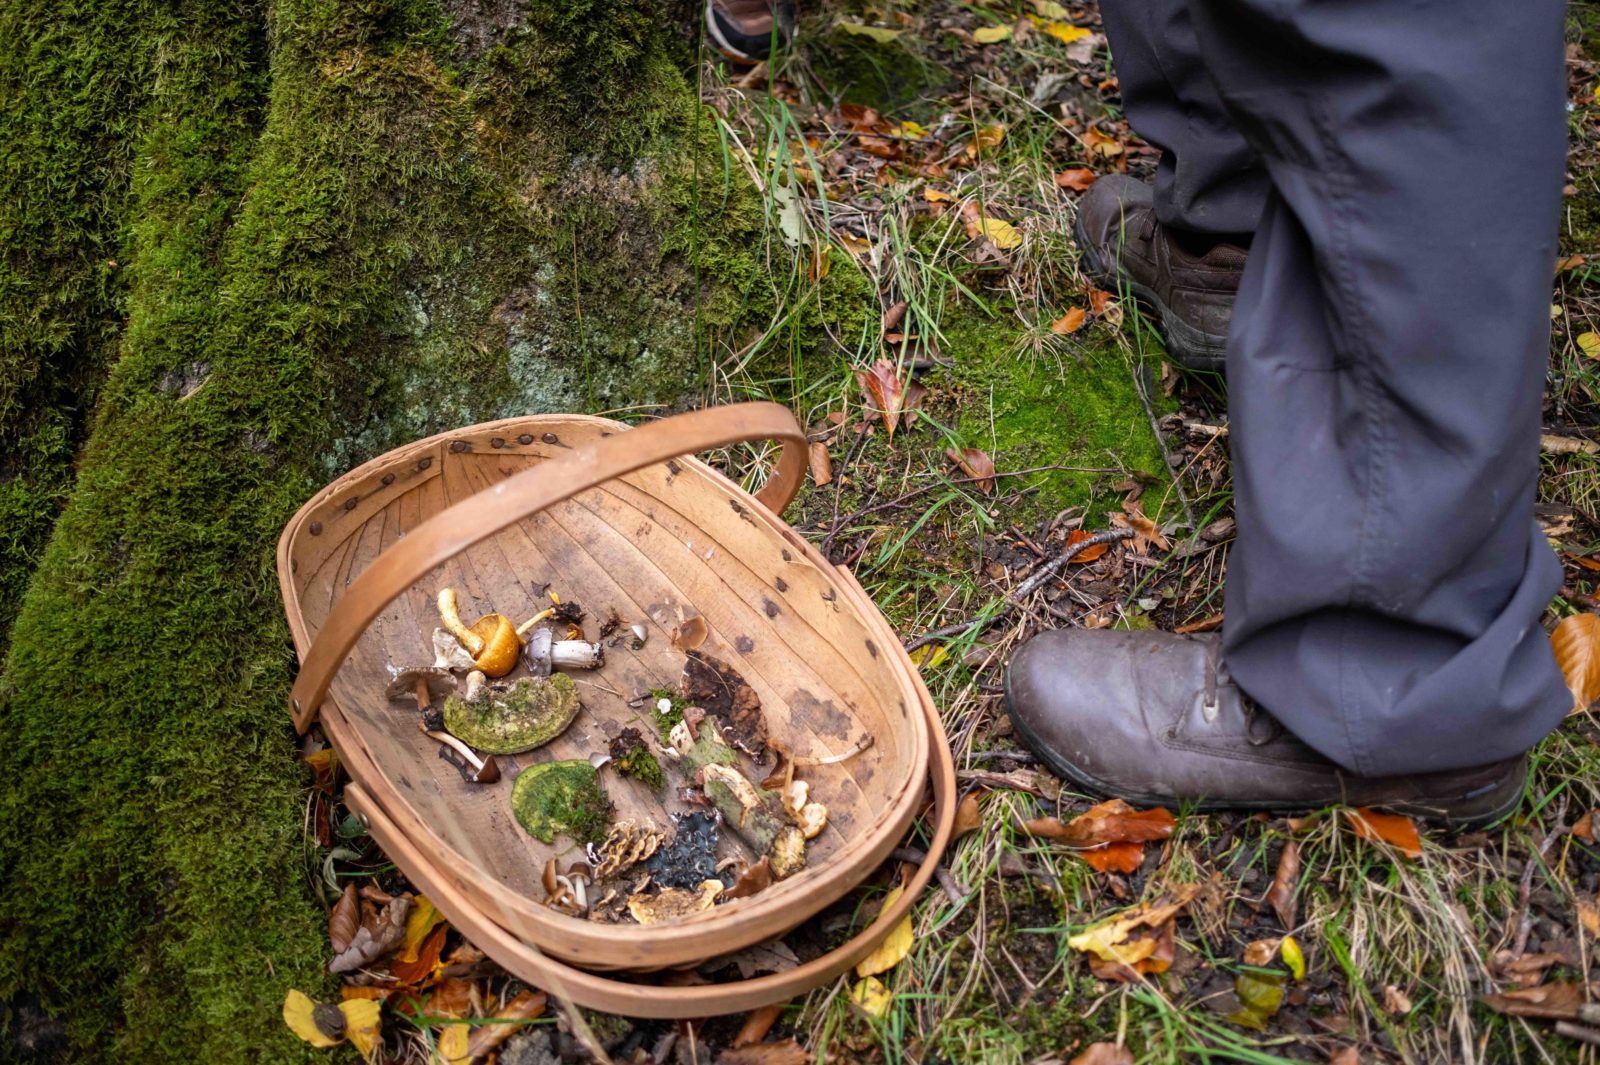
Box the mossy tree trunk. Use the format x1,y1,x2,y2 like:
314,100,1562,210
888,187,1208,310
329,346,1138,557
0,1,855,1059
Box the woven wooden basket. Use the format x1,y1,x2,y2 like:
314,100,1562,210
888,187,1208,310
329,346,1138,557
278,403,956,1017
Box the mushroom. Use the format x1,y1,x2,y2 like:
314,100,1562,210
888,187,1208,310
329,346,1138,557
420,726,501,783
522,626,605,677
385,666,457,711
514,592,586,637
431,627,476,671
436,588,522,678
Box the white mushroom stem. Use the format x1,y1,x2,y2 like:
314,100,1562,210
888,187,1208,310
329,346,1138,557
463,670,487,701
551,641,603,670
424,730,489,772
437,588,485,656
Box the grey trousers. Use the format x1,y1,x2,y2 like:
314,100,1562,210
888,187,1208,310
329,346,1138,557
1100,0,1573,775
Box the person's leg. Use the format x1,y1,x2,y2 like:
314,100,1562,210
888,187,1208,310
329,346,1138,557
1098,0,1268,236
1076,0,1267,371
1195,0,1571,775
705,0,794,64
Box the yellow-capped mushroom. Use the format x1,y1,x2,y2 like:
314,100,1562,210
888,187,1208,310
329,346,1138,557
436,588,523,678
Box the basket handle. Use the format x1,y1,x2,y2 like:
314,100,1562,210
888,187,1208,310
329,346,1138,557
339,646,957,1018
287,402,807,732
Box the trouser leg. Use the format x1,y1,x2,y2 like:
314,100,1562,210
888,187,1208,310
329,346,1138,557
1099,0,1269,235
1192,0,1572,775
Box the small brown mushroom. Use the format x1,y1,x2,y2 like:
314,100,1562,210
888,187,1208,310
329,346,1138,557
522,626,604,677
385,666,457,710
420,727,501,783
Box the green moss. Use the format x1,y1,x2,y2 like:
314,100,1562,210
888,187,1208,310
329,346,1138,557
510,760,612,844
610,730,665,789
649,687,688,741
948,311,1173,526
443,674,581,755
1,0,861,1059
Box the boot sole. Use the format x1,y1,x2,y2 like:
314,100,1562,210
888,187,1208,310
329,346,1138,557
1073,213,1229,374
1002,671,1524,828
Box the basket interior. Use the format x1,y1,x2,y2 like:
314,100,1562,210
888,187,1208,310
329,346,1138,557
285,418,921,926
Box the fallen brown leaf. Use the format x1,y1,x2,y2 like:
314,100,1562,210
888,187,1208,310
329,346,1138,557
1243,938,1281,967
391,921,447,986
329,883,359,956
1051,307,1087,334
1266,839,1300,930
1110,498,1169,554
1344,808,1423,859
1055,168,1098,192
1069,1043,1133,1065
464,990,546,1060
330,895,412,974
1088,289,1114,315
808,442,833,487
718,1038,811,1065
1327,1048,1361,1065
1552,612,1600,713
733,1003,785,1047
1064,528,1109,563
946,447,996,493
1480,981,1585,1020
1577,896,1600,937
725,857,774,901
953,791,983,838
857,359,909,439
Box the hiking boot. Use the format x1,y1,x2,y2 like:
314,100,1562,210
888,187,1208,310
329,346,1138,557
1004,629,1526,825
705,0,795,63
1073,174,1245,372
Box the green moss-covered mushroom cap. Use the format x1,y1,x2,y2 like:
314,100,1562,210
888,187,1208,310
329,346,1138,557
510,760,611,844
443,674,581,754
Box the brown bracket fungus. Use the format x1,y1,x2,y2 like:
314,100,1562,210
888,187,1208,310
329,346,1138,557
522,626,604,677
511,760,611,844
443,674,581,755
421,728,502,783
385,666,458,711
627,879,723,925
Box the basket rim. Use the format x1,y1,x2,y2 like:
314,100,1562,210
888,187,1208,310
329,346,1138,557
277,410,934,960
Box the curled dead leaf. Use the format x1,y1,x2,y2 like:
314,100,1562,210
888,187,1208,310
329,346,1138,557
857,359,910,438
854,883,912,977
1480,981,1584,1019
808,441,833,487
329,883,359,955
1051,307,1087,334
1552,612,1600,713
953,792,983,839
1266,839,1300,930
1343,808,1423,860
1069,1045,1134,1065
1068,883,1199,967
1055,168,1097,192
718,1039,812,1065
1064,528,1109,563
946,447,996,493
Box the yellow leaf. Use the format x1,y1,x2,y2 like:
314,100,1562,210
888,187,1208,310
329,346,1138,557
907,644,948,671
433,1022,471,1065
897,121,928,139
850,976,892,1018
1579,331,1600,359
1032,0,1070,18
974,125,1006,151
1552,612,1600,713
1281,935,1306,981
973,24,1013,43
923,188,958,204
838,21,902,43
398,895,446,964
1067,885,1200,964
977,217,1022,249
340,999,382,1061
282,989,343,1049
1043,22,1091,44
855,884,913,977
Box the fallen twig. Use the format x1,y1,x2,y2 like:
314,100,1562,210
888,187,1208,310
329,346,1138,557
903,528,1135,652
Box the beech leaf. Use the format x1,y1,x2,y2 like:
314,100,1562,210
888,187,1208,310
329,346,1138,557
1266,839,1300,929
976,216,1022,249
1055,168,1097,191
1480,981,1584,1019
1343,808,1422,859
1042,22,1091,44
1051,307,1087,334
854,883,912,977
1551,612,1600,713
1067,884,1199,965
946,447,996,492
953,791,983,838
837,21,902,43
1070,1046,1134,1065
328,882,359,955
850,976,891,1018
857,359,909,438
973,24,1013,43
330,895,412,973
1064,528,1109,563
